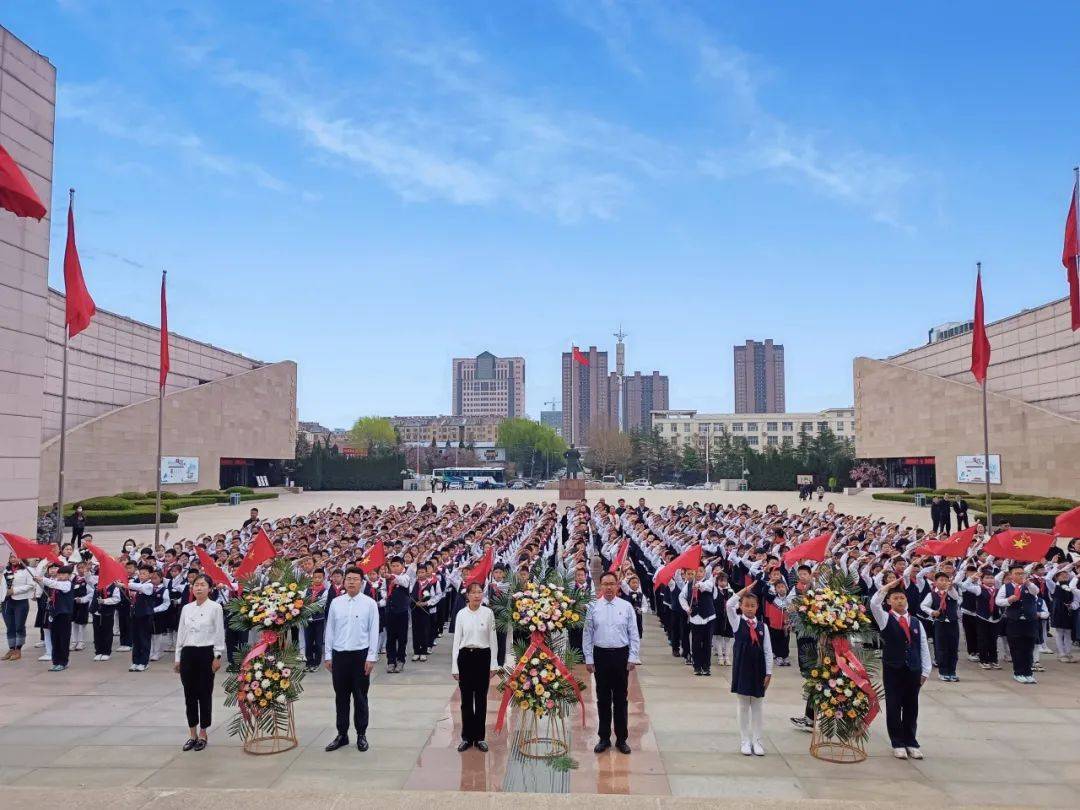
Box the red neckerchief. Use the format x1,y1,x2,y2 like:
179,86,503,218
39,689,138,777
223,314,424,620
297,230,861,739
745,616,759,645
894,612,912,644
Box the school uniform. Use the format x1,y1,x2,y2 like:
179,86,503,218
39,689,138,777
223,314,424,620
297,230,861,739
959,583,980,659
304,583,329,668
996,582,1039,679
42,577,74,667
385,574,411,669
410,577,439,658
712,584,735,664
870,589,931,752
961,581,1001,666
725,594,773,754
487,581,509,666
921,587,960,678
764,593,790,663
129,580,156,668
680,580,715,675
1048,577,1077,658
620,586,645,639
71,575,91,649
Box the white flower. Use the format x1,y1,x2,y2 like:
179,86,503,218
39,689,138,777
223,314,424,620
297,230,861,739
261,678,271,688
263,618,272,626
276,694,286,704
246,692,255,702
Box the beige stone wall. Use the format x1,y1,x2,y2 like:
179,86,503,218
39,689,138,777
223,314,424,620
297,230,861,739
42,289,263,442
886,297,1080,419
0,28,54,536
854,357,1080,499
39,361,297,504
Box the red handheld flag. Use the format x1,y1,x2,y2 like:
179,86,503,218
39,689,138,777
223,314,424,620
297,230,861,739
916,525,976,558
970,267,991,382
571,346,589,366
1064,179,1079,331
195,546,233,590
0,142,46,220
782,532,831,567
463,546,494,588
0,532,61,564
653,544,702,587
82,540,129,592
159,272,170,389
359,539,386,574
608,538,629,573
982,529,1055,563
1053,504,1080,538
233,527,276,582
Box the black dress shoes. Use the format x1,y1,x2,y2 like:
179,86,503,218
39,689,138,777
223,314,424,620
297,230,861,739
356,736,369,752
594,740,611,753
325,735,349,752
457,740,473,752
475,741,489,752
182,738,197,752
615,741,632,755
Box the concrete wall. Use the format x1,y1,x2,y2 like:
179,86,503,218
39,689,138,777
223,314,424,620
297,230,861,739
854,356,1080,499
39,361,297,504
0,28,54,536
42,289,262,441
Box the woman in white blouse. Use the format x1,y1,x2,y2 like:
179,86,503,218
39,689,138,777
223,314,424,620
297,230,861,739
173,574,226,751
451,582,499,752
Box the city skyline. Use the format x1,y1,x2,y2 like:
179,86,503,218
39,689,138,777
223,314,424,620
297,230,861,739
10,3,1080,430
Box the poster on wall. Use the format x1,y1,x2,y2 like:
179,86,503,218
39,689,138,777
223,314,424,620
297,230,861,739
796,474,814,485
956,454,1001,484
160,456,199,485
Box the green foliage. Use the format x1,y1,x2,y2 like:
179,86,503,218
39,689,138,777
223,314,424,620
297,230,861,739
223,640,307,741
498,418,566,478
294,440,406,490
117,491,144,500
491,567,592,635
973,510,1058,530
348,416,398,457
225,486,255,495
75,509,179,526
550,755,579,773
225,558,323,632
191,488,224,496
72,496,133,511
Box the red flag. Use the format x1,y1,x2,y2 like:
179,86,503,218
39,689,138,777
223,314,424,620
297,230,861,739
63,196,96,338
0,532,61,564
571,346,589,366
782,532,832,567
195,546,233,590
970,267,991,382
653,544,702,587
982,529,1055,563
463,546,494,588
358,539,386,574
608,538,629,573
0,142,46,220
916,525,976,557
82,540,129,592
233,527,276,582
1064,179,1079,331
1053,504,1080,538
159,272,170,389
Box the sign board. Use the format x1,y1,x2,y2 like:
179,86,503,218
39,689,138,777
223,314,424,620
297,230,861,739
160,456,199,485
903,457,936,466
796,474,814,485
956,454,1001,485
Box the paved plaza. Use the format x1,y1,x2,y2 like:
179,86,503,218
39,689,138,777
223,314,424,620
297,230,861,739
2,490,1078,806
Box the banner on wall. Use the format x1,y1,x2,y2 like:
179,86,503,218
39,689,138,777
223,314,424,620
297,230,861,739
160,456,199,484
956,454,1001,485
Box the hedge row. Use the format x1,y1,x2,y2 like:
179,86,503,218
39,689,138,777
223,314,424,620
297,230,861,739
79,509,180,526
973,511,1058,531
64,491,277,527
873,492,1079,510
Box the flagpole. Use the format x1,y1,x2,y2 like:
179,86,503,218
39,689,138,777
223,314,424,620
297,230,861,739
977,261,993,535
154,269,166,547
55,188,75,545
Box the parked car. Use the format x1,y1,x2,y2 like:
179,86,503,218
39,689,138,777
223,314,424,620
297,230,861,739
509,480,530,490
626,479,653,490
654,482,677,490
687,483,710,490
600,474,619,485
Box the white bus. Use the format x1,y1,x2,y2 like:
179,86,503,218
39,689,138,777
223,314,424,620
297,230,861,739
432,466,506,489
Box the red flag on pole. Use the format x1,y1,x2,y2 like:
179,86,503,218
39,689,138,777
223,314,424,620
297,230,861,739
916,525,976,557
608,538,629,573
63,194,96,338
1053,504,1080,538
782,532,831,567
159,272,170,388
359,539,386,574
970,266,991,382
195,546,234,590
233,527,276,582
463,546,494,588
82,540,129,592
571,346,589,366
0,532,61,564
1063,178,1079,331
0,142,46,220
982,529,1055,563
653,544,702,587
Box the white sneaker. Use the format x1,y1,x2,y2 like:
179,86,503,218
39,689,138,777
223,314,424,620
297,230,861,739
129,664,138,671
752,742,765,756
92,654,102,662
149,654,161,662
906,747,924,760
1024,675,1037,684
1039,646,1052,654
38,654,51,661
740,741,753,756
33,641,44,648
117,645,131,652
893,747,909,759
100,655,110,661
1013,675,1026,683
967,653,979,662
75,643,85,651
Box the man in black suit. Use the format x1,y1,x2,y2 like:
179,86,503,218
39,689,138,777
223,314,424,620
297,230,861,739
953,497,969,530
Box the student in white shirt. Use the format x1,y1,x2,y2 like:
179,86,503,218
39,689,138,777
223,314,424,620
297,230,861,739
173,574,225,751
451,581,499,752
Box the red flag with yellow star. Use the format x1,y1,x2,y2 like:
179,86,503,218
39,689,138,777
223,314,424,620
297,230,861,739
982,529,1055,563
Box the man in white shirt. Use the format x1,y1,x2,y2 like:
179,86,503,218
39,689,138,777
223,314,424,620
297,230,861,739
584,571,641,755
324,565,380,752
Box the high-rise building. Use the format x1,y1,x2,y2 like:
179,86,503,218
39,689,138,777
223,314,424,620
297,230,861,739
540,410,563,437
623,371,669,432
734,339,785,413
451,352,525,419
561,346,609,446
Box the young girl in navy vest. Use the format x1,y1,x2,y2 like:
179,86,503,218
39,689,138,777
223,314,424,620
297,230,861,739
921,571,961,682
725,585,773,756
870,578,930,760
996,564,1040,684
1046,562,1077,662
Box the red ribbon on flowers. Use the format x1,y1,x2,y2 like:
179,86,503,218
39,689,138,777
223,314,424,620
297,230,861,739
831,637,880,726
494,631,586,733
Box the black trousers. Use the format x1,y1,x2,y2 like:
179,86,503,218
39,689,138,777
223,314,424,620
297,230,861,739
93,612,115,655
956,513,969,530
567,627,583,655
51,614,72,666
769,627,790,660
411,608,430,655
304,620,325,667
331,649,370,737
226,627,246,666
1006,625,1035,677
962,613,979,657
882,664,921,748
933,621,959,677
977,619,998,664
690,623,712,672
179,646,215,728
386,612,409,665
495,630,507,667
593,646,630,744
117,606,131,647
457,647,491,742
132,615,153,665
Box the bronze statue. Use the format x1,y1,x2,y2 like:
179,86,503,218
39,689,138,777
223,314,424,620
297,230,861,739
564,444,582,479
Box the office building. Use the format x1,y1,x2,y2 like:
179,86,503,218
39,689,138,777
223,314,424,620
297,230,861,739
561,346,610,446
734,339,785,413
451,351,525,419
540,409,563,436
653,408,854,450
623,371,669,432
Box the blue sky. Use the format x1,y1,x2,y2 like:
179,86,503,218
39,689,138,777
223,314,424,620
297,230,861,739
9,1,1080,428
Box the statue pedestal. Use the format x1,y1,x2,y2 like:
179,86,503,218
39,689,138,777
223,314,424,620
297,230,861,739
558,478,586,502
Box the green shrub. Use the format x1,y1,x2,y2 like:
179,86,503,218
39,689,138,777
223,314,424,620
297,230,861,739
72,496,133,511
78,509,179,526
872,493,917,503
1025,498,1080,511
240,493,278,503
973,510,1059,531
142,491,181,500
902,487,936,495
225,486,255,495
191,488,224,496
117,491,144,500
